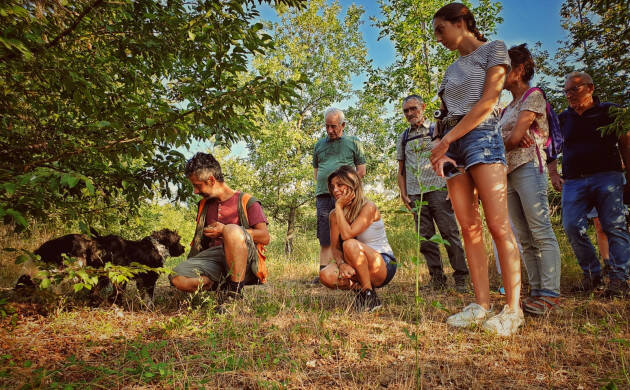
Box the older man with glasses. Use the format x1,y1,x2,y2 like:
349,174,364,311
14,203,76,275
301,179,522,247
396,95,468,292
558,71,630,297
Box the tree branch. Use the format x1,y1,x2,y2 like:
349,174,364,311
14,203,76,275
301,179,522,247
1,0,106,63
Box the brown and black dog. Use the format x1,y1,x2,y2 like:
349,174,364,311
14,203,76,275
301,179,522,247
16,228,185,304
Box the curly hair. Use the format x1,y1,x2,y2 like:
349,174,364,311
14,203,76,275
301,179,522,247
434,3,487,42
508,43,535,83
184,152,224,182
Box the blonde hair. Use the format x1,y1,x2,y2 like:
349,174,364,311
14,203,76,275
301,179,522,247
327,166,367,224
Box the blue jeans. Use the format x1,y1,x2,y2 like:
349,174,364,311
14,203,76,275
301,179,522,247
507,161,562,297
444,117,506,171
562,171,630,281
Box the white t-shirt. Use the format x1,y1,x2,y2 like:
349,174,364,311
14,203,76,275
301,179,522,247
438,40,511,116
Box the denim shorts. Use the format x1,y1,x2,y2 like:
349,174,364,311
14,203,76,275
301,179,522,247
376,252,397,288
316,194,336,246
444,117,506,173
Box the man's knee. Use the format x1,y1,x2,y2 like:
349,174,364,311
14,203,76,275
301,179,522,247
223,224,246,245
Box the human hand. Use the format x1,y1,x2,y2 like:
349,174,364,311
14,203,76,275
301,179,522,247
338,263,356,279
519,134,535,148
430,138,450,165
336,188,355,208
401,194,412,211
432,155,459,178
549,171,564,192
203,221,224,238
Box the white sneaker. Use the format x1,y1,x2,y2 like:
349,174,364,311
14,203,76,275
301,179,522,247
482,305,525,336
446,303,492,328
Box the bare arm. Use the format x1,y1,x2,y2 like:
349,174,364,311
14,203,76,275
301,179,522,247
397,160,412,211
313,168,318,184
204,221,270,245
430,65,507,164
355,164,366,178
329,210,344,264
247,222,270,245
335,200,377,241
504,110,537,151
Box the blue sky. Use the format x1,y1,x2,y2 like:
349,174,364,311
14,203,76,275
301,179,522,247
260,0,567,69
192,1,569,157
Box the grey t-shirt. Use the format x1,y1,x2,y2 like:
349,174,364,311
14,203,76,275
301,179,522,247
396,120,445,195
438,40,511,116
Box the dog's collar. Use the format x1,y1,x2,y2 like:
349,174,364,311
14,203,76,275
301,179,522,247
149,237,170,260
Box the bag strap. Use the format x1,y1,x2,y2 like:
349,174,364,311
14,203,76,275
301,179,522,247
189,198,210,258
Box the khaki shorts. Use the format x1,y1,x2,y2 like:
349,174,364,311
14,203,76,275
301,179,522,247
170,226,259,286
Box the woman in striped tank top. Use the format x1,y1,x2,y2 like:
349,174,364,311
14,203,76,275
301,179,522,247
319,165,397,312
429,3,524,336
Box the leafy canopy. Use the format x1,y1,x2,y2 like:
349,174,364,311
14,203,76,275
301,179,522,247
0,0,306,229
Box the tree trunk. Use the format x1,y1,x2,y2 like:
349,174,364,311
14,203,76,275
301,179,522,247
284,206,297,255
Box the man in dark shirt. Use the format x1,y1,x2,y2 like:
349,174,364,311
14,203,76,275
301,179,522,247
171,153,269,299
558,71,630,297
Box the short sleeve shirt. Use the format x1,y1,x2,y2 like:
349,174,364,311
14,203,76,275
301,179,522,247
201,191,268,249
395,121,445,195
312,135,366,196
498,89,548,174
439,40,511,116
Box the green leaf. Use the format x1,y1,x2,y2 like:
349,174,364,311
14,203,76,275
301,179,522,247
15,254,30,264
60,174,80,189
40,278,51,289
84,178,95,195
5,209,27,228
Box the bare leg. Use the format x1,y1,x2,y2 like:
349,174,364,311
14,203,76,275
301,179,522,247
341,239,387,290
171,275,214,292
446,172,491,309
320,245,332,267
469,163,521,310
223,224,248,283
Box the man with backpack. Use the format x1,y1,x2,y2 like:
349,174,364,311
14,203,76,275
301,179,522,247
558,71,630,297
396,95,468,292
170,152,270,301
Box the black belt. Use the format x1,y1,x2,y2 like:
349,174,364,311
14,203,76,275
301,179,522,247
442,115,464,128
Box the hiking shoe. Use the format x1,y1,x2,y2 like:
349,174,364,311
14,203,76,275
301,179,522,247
352,289,382,312
603,278,630,298
482,305,524,336
454,278,469,293
446,303,492,328
429,275,448,291
572,274,602,292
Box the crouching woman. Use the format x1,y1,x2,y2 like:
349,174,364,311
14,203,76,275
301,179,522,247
319,166,397,311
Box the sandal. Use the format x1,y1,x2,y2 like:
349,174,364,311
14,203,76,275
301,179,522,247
523,296,561,316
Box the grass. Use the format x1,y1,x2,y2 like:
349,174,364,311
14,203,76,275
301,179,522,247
1,207,629,389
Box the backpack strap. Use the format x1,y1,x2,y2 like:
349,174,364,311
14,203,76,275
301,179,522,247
236,192,268,283
189,198,210,258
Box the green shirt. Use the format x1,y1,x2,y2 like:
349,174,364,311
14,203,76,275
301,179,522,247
312,135,366,196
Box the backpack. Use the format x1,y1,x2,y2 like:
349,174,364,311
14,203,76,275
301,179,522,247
401,123,436,175
501,87,563,172
190,192,268,283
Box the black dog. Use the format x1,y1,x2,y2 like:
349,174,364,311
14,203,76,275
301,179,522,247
17,229,185,303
